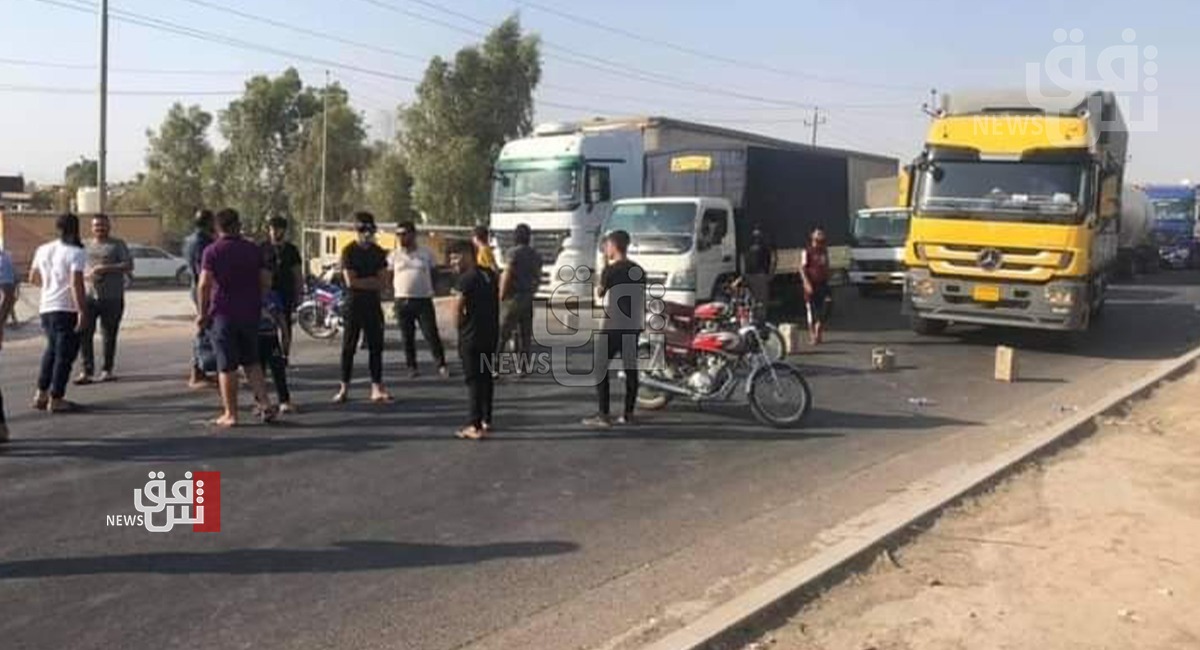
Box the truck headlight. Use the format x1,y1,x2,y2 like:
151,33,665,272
666,266,696,291
910,277,935,297
1045,285,1075,306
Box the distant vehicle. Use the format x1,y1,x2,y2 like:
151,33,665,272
849,207,911,295
127,245,190,287
1141,184,1198,269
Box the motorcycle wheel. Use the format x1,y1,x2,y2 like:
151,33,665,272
297,303,338,340
748,362,812,428
636,340,672,410
760,326,788,362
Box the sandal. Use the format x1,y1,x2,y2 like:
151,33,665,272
455,426,484,440
49,400,82,414
371,393,395,404
31,398,49,412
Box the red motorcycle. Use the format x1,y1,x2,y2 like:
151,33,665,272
637,300,812,427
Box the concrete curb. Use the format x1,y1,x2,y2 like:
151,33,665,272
640,344,1200,650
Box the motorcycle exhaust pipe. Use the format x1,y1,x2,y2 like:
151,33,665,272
638,375,695,398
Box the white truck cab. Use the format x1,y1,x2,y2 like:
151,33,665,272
489,122,644,301
848,207,910,294
599,197,738,307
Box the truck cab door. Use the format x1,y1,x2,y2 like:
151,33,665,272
695,206,733,301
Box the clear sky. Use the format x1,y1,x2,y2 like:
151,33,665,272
2,0,1198,184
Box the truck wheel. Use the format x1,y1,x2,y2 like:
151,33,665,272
910,314,947,336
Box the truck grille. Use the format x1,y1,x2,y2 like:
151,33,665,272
923,243,1067,281
493,229,571,266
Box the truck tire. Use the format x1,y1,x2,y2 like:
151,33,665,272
910,314,947,336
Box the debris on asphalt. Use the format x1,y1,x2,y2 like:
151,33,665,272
907,397,935,407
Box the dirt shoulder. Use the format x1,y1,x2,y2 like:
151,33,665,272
746,368,1200,650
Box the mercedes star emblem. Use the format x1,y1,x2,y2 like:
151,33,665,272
977,248,1003,271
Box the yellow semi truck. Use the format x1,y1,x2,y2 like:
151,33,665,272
904,91,1128,334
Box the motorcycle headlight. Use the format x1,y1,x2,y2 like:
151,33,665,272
1045,285,1075,306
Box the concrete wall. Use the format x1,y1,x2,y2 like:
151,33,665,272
0,211,163,274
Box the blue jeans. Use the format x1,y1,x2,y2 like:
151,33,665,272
38,311,81,399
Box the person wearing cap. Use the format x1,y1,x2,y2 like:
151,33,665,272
390,221,448,379
333,211,392,404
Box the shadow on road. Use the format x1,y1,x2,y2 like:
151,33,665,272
0,539,579,578
0,433,409,462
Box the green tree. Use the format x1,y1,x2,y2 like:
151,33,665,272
64,156,98,198
144,103,215,236
108,174,155,213
363,140,417,224
217,68,320,231
285,84,370,226
401,16,541,224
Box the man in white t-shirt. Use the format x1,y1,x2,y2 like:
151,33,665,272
29,213,89,413
390,221,448,378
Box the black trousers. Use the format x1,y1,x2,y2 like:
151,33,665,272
259,333,290,403
79,297,124,375
596,331,639,417
499,292,535,357
394,298,446,370
460,344,495,428
341,299,385,384
38,311,81,399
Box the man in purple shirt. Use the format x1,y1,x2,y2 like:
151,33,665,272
196,208,278,427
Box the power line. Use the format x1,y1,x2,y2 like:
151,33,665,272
32,0,425,84
353,0,835,110
0,56,316,76
170,0,427,63
517,0,927,93
0,83,241,96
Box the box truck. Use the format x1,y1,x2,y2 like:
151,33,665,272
597,144,897,311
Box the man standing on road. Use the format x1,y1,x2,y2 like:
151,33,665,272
583,230,645,429
801,227,833,345
743,227,775,309
333,212,392,405
390,221,448,379
196,208,277,427
450,241,498,440
262,216,303,360
183,209,216,388
75,214,131,385
499,223,542,375
29,213,88,414
0,247,18,442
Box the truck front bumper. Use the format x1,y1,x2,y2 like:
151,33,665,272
905,269,1089,331
849,271,905,287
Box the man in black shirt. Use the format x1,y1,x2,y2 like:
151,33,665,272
584,230,645,429
743,227,775,306
333,212,392,405
450,241,499,440
263,216,303,359
499,223,543,371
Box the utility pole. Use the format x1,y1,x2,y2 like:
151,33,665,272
97,0,109,212
804,107,826,146
318,70,329,225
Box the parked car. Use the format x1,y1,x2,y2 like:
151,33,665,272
127,245,190,287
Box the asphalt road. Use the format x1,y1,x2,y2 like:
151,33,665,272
3,273,1199,650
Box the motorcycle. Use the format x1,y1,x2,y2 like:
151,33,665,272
637,300,812,428
714,279,788,362
296,267,346,340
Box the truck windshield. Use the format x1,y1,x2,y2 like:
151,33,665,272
492,163,581,213
851,210,909,247
605,202,697,255
918,161,1089,224
1151,198,1195,223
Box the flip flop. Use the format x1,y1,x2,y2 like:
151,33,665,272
371,393,395,404
455,426,484,440
331,392,348,404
